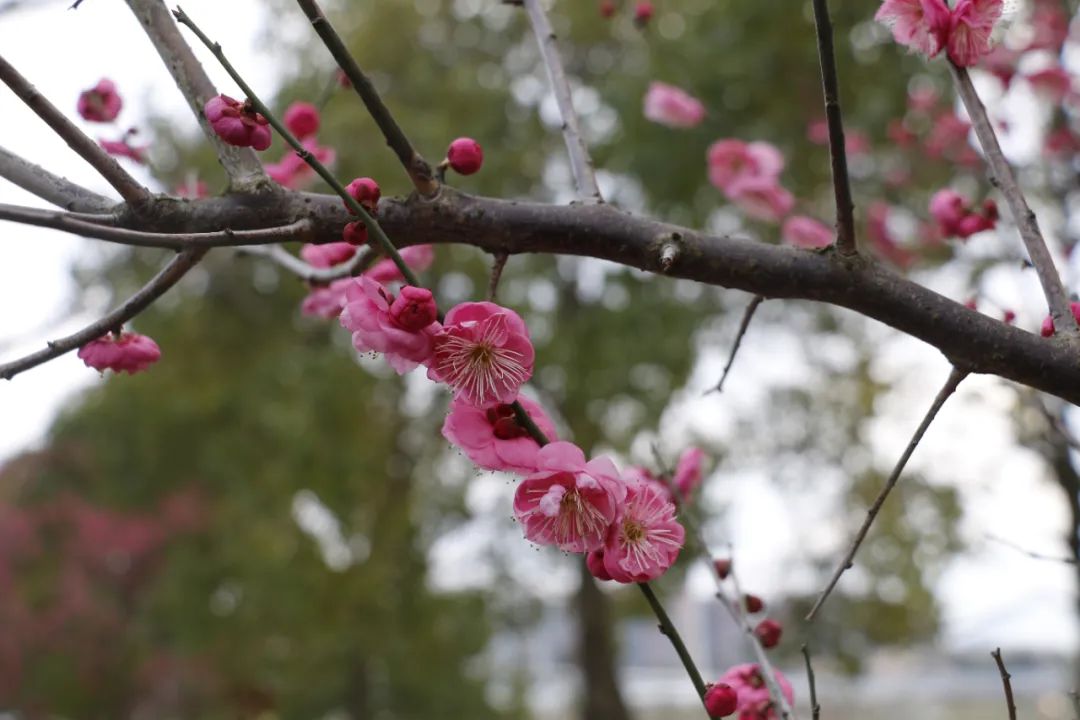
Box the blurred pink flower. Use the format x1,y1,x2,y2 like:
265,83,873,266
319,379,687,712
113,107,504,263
945,0,1003,66
98,133,147,164
717,663,795,720
1040,301,1080,337
602,478,684,583
513,442,626,553
782,216,833,249
672,447,705,501
929,188,997,239
78,332,160,374
367,245,435,284
729,177,794,223
265,139,336,190
77,78,122,123
339,277,441,373
875,0,951,57
300,242,356,268
1025,67,1074,104
300,278,352,319
429,301,534,406
442,395,558,474
283,101,320,139
204,95,271,151
707,140,784,195
643,82,706,129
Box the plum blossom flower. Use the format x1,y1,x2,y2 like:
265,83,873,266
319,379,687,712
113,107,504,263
929,188,997,239
602,478,684,583
707,140,784,196
265,139,336,190
717,663,795,720
367,245,435,284
78,332,160,374
442,395,559,474
339,277,441,373
98,135,147,164
283,101,320,139
204,95,271,150
301,279,352,319
586,548,613,580
728,177,795,223
429,302,535,406
874,0,1002,67
447,137,484,175
643,82,706,129
77,78,122,123
1040,301,1080,337
782,216,833,249
672,447,705,501
1025,67,1074,104
513,442,627,553
300,242,356,268
946,0,1004,66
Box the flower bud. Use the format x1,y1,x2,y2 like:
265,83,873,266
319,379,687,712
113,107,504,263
204,95,272,151
389,286,438,331
743,594,764,613
633,1,653,26
703,683,738,718
753,619,782,649
713,557,732,579
343,221,369,246
77,78,123,123
284,101,320,139
345,177,381,214
447,137,484,175
599,0,616,17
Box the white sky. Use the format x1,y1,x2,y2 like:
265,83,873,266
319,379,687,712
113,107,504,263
0,0,1078,656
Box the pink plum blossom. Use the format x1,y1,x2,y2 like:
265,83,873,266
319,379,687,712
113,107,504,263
429,302,535,406
98,136,147,164
782,216,833,249
447,137,484,175
706,140,784,196
513,442,627,553
1024,3,1069,52
729,177,794,223
1039,301,1080,337
77,78,122,123
867,202,915,268
643,82,706,129
283,101,320,139
602,478,684,583
300,278,352,319
204,95,272,151
946,0,1004,66
339,277,441,373
1025,67,1074,104
717,663,795,720
442,395,559,474
672,447,705,501
586,548,613,580
367,245,435,284
874,0,952,57
77,332,160,375
300,242,356,268
929,188,997,239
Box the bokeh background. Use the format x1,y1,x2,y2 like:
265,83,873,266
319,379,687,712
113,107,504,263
1,0,1078,718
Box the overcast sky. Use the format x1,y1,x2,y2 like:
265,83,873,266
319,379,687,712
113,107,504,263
0,0,1077,655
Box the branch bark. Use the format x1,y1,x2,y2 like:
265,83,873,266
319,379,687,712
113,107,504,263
0,54,151,207
0,144,114,212
124,0,267,189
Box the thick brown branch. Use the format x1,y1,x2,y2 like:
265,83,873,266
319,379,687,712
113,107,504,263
950,63,1078,339
0,54,150,207
10,187,1080,405
0,144,114,212
124,0,267,189
810,0,855,255
292,0,438,197
521,0,602,202
0,248,207,379
806,366,968,620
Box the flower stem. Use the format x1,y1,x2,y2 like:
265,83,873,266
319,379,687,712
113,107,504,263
638,581,708,702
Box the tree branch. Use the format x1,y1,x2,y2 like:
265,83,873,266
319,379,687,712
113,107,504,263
0,144,114,212
0,54,151,207
986,532,1079,565
810,0,855,255
236,243,376,283
806,365,968,620
520,0,602,202
292,0,438,197
0,247,207,380
124,0,267,189
991,648,1018,720
637,581,709,703
801,645,822,720
950,63,1078,339
708,294,763,394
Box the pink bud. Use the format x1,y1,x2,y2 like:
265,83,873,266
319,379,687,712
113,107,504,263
345,177,381,214
587,549,613,581
753,619,782,649
77,78,123,123
1040,301,1080,337
389,286,438,331
343,221,369,246
204,95,272,151
703,683,738,718
713,557,732,579
284,101,320,139
447,137,484,175
1002,309,1016,325
743,594,765,613
633,0,653,26
77,332,161,375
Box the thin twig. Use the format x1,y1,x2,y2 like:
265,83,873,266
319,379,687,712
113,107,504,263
0,144,114,212
991,648,1018,720
801,645,822,720
292,0,438,197
986,533,1079,565
637,582,708,702
708,294,763,394
950,63,1077,338
237,243,376,283
1069,689,1080,719
809,0,855,255
124,0,267,188
0,248,207,380
520,0,602,202
0,202,312,249
806,365,968,621
0,54,150,207
173,6,421,287
488,251,509,301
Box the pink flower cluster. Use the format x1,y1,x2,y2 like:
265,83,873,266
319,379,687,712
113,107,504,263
707,140,794,223
643,82,706,129
77,332,161,375
204,95,272,151
874,0,1003,67
929,188,998,239
713,663,795,720
265,102,337,189
300,244,435,320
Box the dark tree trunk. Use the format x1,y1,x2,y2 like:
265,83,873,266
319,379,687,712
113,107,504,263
576,560,632,720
